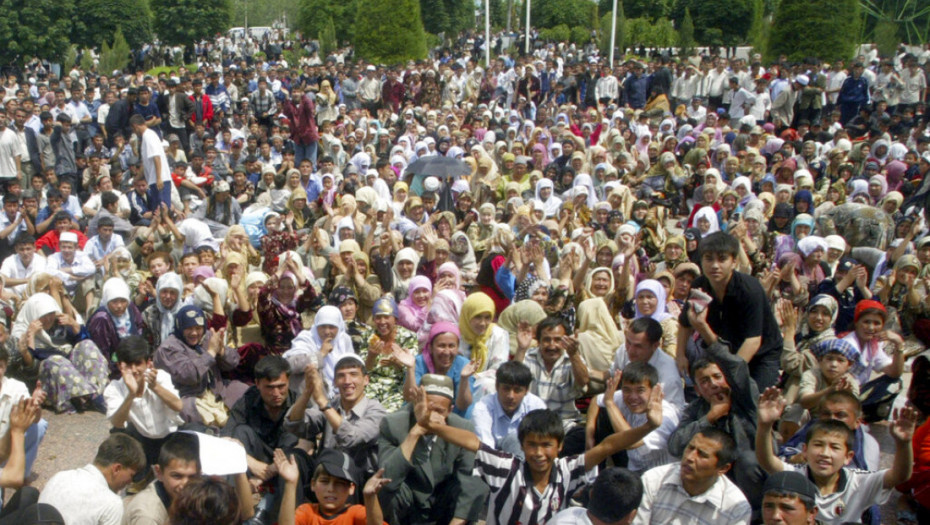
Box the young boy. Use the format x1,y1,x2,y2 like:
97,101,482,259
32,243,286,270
276,448,389,525
471,361,547,456
103,336,183,473
122,432,200,525
420,383,663,525
797,339,860,411
756,386,918,524
548,467,642,525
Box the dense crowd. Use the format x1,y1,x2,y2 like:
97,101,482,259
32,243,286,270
0,29,926,525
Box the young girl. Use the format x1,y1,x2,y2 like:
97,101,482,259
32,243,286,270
841,300,906,422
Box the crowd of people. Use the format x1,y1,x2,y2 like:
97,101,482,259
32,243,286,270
0,28,926,525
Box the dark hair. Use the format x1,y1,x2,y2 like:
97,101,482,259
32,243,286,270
689,358,720,380
805,419,856,451
129,114,146,127
101,191,119,209
496,361,533,388
518,409,565,444
168,477,240,525
13,232,35,247
375,159,390,170
115,336,150,364
628,317,663,345
94,433,146,471
698,231,740,260
621,362,659,388
157,432,200,469
694,427,738,468
334,356,368,376
254,355,290,381
98,216,115,228
763,489,816,511
587,468,643,523
318,155,334,165
46,188,63,201
818,390,862,416
536,315,572,341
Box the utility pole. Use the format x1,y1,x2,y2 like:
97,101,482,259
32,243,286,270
524,0,530,54
609,0,617,66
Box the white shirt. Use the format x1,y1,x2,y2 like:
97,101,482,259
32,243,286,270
0,377,30,438
549,507,595,525
634,463,751,525
593,393,679,472
900,68,927,105
38,463,123,525
141,128,169,186
83,191,131,216
46,250,96,291
104,369,182,439
783,462,891,525
0,127,19,179
0,252,47,295
471,392,547,448
609,347,685,408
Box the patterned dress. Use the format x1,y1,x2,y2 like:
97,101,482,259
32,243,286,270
358,325,419,413
39,339,110,413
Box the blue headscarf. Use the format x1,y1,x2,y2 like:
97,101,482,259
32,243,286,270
793,190,814,216
173,305,206,348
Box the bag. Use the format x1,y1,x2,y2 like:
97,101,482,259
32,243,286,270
194,389,229,427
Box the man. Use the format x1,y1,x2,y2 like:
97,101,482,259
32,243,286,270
159,79,194,152
0,195,29,261
83,215,125,275
837,63,870,125
47,230,96,311
760,471,820,525
0,344,47,484
470,361,547,456
635,428,751,524
38,433,145,525
122,432,200,525
249,78,277,134
285,355,387,479
358,66,381,116
104,88,137,147
677,232,782,389
281,84,318,168
609,317,685,407
131,114,170,211
0,108,21,185
549,467,643,525
86,191,132,239
35,211,87,255
377,374,487,525
0,233,46,296
188,78,213,129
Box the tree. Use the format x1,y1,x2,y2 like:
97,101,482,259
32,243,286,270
747,0,767,55
598,0,670,20
767,0,861,62
231,0,298,29
151,0,231,47
354,0,427,64
626,17,676,48
319,15,337,57
0,0,74,65
532,0,598,30
671,0,754,47
873,20,899,57
598,9,626,58
70,0,153,51
421,0,472,36
860,0,930,46
297,0,358,45
678,8,695,56
99,28,131,75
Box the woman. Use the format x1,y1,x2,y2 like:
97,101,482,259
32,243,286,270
87,278,146,374
398,275,432,333
416,288,465,348
257,254,319,357
629,279,677,357
576,298,623,393
401,321,474,416
497,299,547,357
286,187,313,232
13,293,109,413
228,271,267,347
106,247,143,300
692,206,720,237
358,297,419,413
580,267,614,302
841,300,906,422
284,305,354,392
142,272,185,349
154,305,248,426
391,247,420,301
221,225,262,269
315,79,338,125
328,286,370,352
458,292,509,398
331,249,382,323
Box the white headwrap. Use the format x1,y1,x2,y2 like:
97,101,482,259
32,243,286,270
283,305,354,388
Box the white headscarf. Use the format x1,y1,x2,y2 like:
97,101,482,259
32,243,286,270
12,293,61,349
693,206,721,237
193,277,229,315
283,305,354,388
534,178,562,218
155,272,184,343
633,279,674,322
392,247,421,299
572,173,598,208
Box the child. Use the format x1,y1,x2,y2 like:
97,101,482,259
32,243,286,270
841,300,905,422
276,448,389,525
419,383,663,525
756,386,918,525
797,338,860,411
103,336,183,473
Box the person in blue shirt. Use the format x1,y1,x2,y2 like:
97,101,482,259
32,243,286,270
470,360,546,458
837,63,871,125
133,87,162,134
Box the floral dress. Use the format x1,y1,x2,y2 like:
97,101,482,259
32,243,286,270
357,325,419,413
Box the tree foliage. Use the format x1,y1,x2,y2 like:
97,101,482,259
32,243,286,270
767,0,861,62
570,26,592,46
231,0,298,29
151,0,232,47
860,0,930,45
354,0,427,64
420,0,472,36
70,0,153,51
297,0,358,45
0,0,74,65
598,9,626,58
319,15,337,57
748,0,767,55
531,0,598,30
599,0,670,21
671,0,754,46
538,25,571,44
99,28,131,75
626,17,677,48
678,8,695,56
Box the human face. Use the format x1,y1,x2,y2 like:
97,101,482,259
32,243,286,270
624,329,659,363
816,400,860,430
590,270,611,296
59,240,76,261
257,372,289,409
762,494,817,525
496,382,528,417
339,299,357,321
430,332,459,371
397,260,414,279
108,464,138,493
15,242,35,266
665,243,683,261
694,363,730,404
412,287,431,307
181,257,198,278
159,288,179,310
697,217,711,234
819,353,851,382
679,434,729,491
596,247,613,268
521,432,561,476
635,290,658,317
469,312,492,336
182,325,204,346
854,312,883,343
803,431,853,479
155,459,200,501
317,324,338,341
371,312,395,337
538,324,567,364
806,305,832,333
149,257,169,278
108,298,129,317
334,366,368,405
701,252,736,287
621,379,652,414
312,471,355,514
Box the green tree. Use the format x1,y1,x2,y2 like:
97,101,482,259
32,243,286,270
599,0,670,20
860,0,930,46
747,0,767,55
231,0,298,28
297,0,358,45
151,0,232,47
767,0,861,62
538,24,571,43
0,0,74,65
532,0,598,30
873,20,899,57
570,26,592,46
678,8,695,56
319,15,337,57
354,0,427,64
626,17,676,48
671,0,753,47
598,9,626,58
99,28,131,75
70,0,152,50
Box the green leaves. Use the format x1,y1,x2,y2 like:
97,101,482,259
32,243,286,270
353,0,428,64
151,0,232,47
0,0,74,65
768,0,861,62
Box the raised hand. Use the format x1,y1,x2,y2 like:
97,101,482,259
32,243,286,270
30,381,46,408
120,362,145,398
516,321,534,351
779,299,798,332
758,387,786,425
413,386,429,428
207,327,225,357
604,370,621,401
390,346,415,369
9,398,38,431
273,449,299,484
460,359,478,378
645,384,664,428
560,335,580,357
363,468,391,497
890,406,919,443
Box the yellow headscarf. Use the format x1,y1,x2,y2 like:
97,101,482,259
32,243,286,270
458,292,496,371
287,186,309,229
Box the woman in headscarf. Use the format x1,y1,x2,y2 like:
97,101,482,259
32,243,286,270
874,254,923,336
628,279,678,357
87,278,145,374
260,212,299,276
793,189,814,216
359,297,419,413
142,272,185,349
284,305,354,393
742,207,772,274
398,275,432,333
257,253,319,358
497,299,547,358
298,228,333,290
458,292,510,398
391,247,420,301
868,175,888,206
692,206,720,238
467,203,498,261
154,305,248,425
13,293,109,413
105,247,143,300
402,321,475,416
221,225,262,269
534,178,562,218
796,236,829,290
576,298,624,393
391,181,409,216
286,187,313,232
315,79,338,125
332,248,382,323
768,202,794,235
228,271,267,347
448,232,478,280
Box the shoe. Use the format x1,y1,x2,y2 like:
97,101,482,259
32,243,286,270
90,395,107,414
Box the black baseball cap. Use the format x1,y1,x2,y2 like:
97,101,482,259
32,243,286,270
316,448,355,483
762,471,818,502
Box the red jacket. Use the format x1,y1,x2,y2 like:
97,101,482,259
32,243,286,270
189,94,214,126
282,95,319,145
35,229,88,253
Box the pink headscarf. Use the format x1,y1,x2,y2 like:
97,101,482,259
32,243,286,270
884,160,907,193
417,289,465,347
437,262,467,303
422,321,460,373
398,275,433,332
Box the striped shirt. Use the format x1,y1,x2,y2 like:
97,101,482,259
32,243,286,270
474,443,596,525
523,348,585,428
634,463,751,525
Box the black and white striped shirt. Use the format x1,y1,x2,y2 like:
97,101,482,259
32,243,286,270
474,443,596,525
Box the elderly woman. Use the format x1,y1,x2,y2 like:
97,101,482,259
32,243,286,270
154,305,248,426
331,246,382,323
87,278,146,374
284,305,354,393
576,298,624,393
391,247,420,301
398,321,475,416
358,297,419,413
257,254,319,359
13,293,109,413
626,279,678,358
458,292,510,398
142,272,184,349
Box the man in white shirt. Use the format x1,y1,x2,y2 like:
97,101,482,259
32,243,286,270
471,361,547,457
131,114,170,210
38,433,146,525
0,108,22,183
549,467,642,525
46,231,97,314
0,344,47,483
0,233,46,296
610,318,685,407
900,54,927,110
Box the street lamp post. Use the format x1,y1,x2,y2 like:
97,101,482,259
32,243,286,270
609,0,617,65
524,0,531,55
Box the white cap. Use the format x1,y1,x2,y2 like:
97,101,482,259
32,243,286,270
796,74,810,86
423,176,440,192
825,235,846,252
60,232,78,244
